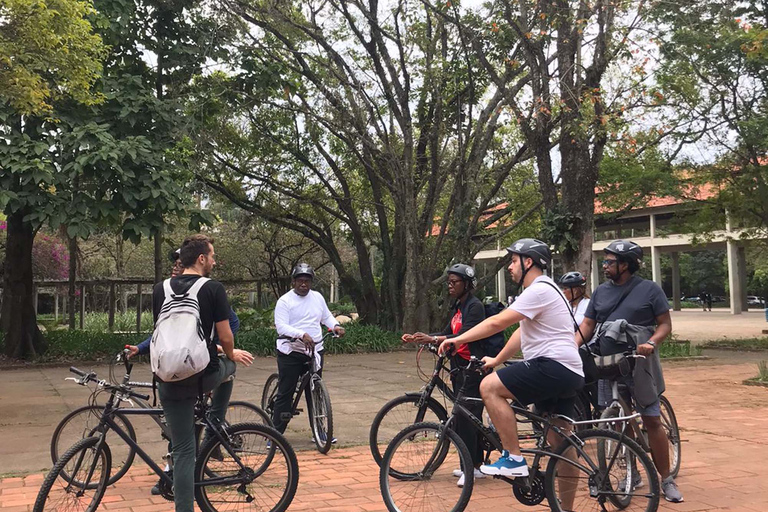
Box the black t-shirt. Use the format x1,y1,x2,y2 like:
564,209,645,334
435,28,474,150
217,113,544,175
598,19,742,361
152,274,230,374
585,275,669,326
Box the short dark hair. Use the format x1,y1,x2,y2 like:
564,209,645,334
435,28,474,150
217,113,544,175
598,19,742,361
618,255,640,274
180,234,214,267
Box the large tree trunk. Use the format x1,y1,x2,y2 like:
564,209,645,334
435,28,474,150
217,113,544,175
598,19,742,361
1,209,47,358
153,229,163,285
68,236,77,329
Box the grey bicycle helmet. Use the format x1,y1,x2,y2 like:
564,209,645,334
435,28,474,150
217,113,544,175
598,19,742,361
291,263,315,279
447,263,477,289
604,239,643,272
506,238,551,269
558,271,587,288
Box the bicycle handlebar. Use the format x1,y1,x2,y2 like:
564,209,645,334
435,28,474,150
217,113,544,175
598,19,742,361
68,366,150,401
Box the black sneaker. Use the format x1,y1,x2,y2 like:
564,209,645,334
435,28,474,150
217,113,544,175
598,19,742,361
150,479,162,496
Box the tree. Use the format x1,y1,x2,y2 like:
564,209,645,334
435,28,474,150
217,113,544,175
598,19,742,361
196,0,542,331
649,0,768,237
0,0,105,358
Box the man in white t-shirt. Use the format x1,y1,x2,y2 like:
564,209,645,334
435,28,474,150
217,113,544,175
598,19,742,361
272,263,345,434
439,239,584,479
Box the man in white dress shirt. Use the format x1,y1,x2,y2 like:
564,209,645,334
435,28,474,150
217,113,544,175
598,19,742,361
272,263,345,434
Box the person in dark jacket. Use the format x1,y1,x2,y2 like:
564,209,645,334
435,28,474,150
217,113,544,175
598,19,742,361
401,263,488,487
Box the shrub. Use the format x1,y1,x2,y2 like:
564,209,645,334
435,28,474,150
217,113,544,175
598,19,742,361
327,302,357,316
236,308,275,331
658,339,701,358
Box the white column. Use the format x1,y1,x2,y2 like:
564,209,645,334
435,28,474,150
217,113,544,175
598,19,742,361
591,252,601,292
671,252,681,311
330,266,339,303
649,214,662,287
496,266,506,302
726,212,743,314
738,246,748,311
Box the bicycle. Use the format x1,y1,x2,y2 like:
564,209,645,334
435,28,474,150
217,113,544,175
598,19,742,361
379,356,660,512
34,362,299,512
261,330,337,453
597,351,682,480
368,343,592,467
50,349,272,486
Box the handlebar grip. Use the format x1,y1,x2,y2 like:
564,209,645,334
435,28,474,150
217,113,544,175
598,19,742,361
129,390,151,401
70,367,87,377
127,381,154,388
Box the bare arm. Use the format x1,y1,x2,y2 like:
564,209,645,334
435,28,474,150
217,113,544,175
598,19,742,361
576,317,597,347
638,311,672,356
482,328,522,368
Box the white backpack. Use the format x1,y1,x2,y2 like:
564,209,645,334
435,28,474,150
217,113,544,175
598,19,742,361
151,277,212,382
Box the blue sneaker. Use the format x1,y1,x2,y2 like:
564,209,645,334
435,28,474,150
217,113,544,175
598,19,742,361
480,450,528,477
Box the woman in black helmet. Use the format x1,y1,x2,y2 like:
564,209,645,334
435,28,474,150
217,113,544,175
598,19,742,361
402,263,492,487
558,271,590,325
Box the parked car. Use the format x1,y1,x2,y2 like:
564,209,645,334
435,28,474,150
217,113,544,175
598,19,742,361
747,296,766,307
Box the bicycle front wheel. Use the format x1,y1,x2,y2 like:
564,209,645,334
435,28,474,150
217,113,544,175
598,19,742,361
545,429,659,512
380,421,473,512
50,405,135,487
261,373,279,418
369,394,448,467
307,377,334,454
659,395,681,478
35,437,111,512
195,422,299,512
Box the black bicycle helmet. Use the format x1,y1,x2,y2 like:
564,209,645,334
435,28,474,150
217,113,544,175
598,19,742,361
506,238,551,269
447,263,477,289
558,271,586,288
291,263,315,279
168,248,181,262
604,239,643,272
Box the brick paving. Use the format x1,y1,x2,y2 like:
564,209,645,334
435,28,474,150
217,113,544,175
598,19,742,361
2,359,768,511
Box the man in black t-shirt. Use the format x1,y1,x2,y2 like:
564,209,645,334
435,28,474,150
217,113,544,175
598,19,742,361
576,240,683,503
154,234,253,512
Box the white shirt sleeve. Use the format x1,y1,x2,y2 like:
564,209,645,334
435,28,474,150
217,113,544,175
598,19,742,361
319,295,339,330
274,297,306,339
510,285,545,320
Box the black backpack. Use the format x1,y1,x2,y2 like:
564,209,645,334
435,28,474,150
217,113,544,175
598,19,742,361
473,302,506,358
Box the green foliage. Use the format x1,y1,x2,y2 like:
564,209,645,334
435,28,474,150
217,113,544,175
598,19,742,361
80,312,153,332
756,360,768,382
701,337,768,351
328,302,356,316
0,330,146,360
0,0,106,115
236,308,275,331
658,339,702,358
236,323,402,357
541,205,581,256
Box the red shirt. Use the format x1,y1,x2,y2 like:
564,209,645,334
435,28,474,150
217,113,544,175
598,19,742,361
450,310,471,360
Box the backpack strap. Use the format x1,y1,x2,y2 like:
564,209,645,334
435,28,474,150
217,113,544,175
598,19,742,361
184,277,210,299
596,276,642,323
539,279,587,344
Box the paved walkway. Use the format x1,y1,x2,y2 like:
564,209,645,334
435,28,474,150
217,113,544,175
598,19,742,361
669,310,767,343
2,353,768,511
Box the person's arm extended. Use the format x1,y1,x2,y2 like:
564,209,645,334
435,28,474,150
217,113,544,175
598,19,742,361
229,308,240,335
481,328,522,368
576,317,596,347
438,307,525,355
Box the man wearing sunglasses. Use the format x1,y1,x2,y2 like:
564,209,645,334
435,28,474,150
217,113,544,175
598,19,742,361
575,239,683,503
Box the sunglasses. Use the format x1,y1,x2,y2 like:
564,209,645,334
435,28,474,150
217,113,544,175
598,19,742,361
602,259,619,267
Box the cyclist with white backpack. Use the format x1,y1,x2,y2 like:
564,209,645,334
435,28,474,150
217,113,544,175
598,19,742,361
149,234,253,512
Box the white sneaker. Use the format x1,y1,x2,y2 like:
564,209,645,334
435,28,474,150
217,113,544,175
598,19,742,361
456,469,486,487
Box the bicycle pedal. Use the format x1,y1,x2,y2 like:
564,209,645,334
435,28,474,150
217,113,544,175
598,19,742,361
294,408,303,413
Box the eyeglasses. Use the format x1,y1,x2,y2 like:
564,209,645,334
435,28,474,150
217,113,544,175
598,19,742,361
602,259,619,267
447,280,463,287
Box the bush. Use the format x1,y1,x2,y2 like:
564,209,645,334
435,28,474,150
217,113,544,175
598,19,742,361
237,322,402,357
81,312,154,332
327,302,356,316
0,331,149,361
236,308,275,331
658,339,701,358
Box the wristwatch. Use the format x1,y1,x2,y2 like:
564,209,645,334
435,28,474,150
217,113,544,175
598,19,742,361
647,341,657,350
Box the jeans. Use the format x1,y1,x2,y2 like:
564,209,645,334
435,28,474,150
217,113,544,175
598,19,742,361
158,358,236,512
450,356,485,467
272,350,324,433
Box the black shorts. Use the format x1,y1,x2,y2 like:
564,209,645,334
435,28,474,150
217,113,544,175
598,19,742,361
497,357,584,416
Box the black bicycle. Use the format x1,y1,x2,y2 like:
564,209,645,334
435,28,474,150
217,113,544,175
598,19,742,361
261,331,337,453
379,356,660,512
34,362,299,512
50,349,272,487
368,343,592,467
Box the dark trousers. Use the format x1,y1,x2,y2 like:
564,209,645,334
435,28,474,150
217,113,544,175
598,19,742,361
450,356,485,467
272,350,324,433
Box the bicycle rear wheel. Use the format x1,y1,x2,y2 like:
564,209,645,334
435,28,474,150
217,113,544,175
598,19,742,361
380,421,473,512
50,405,135,487
228,400,273,427
34,437,111,512
307,377,334,454
369,394,448,467
261,373,279,418
659,395,681,478
195,423,299,512
545,429,659,512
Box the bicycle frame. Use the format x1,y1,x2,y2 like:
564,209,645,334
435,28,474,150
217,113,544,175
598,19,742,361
605,380,651,452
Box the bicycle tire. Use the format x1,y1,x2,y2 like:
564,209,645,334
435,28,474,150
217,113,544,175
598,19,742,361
545,429,659,512
50,405,135,487
195,422,299,512
228,400,274,427
369,393,448,466
379,421,473,512
307,377,334,454
261,373,279,418
34,436,112,512
659,395,681,479
598,403,636,509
